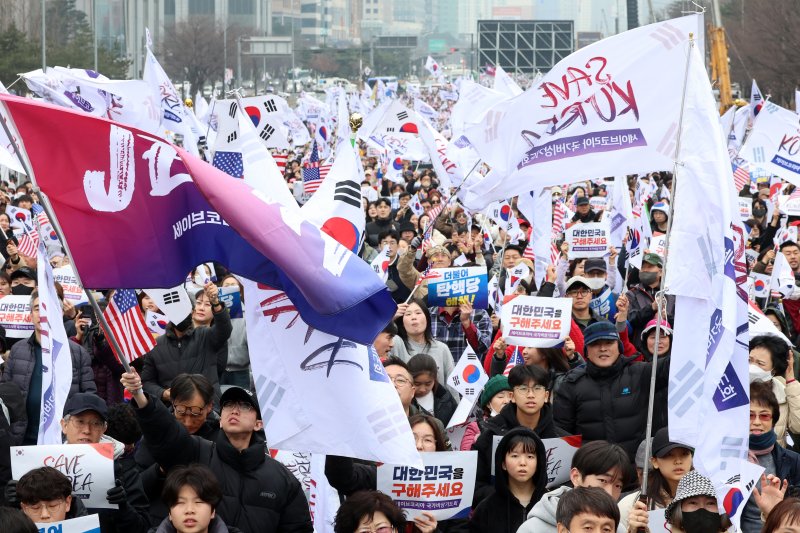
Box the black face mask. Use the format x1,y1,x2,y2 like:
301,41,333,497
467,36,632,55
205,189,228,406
173,315,193,333
753,208,767,218
681,508,722,533
11,284,34,296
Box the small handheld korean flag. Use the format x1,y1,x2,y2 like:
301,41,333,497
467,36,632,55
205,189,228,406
143,286,192,326
447,346,488,398
770,252,795,298
370,246,391,283
505,262,530,294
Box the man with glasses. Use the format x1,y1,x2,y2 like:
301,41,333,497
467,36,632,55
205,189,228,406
553,321,671,461
121,370,313,533
472,365,565,505
15,467,80,524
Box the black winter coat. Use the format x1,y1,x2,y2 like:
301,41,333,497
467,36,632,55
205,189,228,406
431,384,459,428
365,217,397,247
471,402,564,506
96,451,152,533
141,306,232,404
553,354,670,461
469,427,548,533
133,393,312,533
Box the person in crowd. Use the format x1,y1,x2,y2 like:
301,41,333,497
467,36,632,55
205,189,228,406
0,507,37,533
0,271,11,296
750,335,800,447
2,290,96,444
365,198,398,247
74,299,125,406
332,490,407,533
407,353,458,428
390,300,455,392
581,256,621,320
472,365,564,505
570,196,601,225
14,467,84,523
383,357,424,418
741,381,800,533
373,320,397,361
121,369,313,533
429,297,492,365
777,241,800,334
8,267,35,294
555,486,621,533
624,253,675,348
761,497,800,533
397,243,451,301
650,202,670,233
617,427,693,530
518,440,635,533
663,471,732,533
553,320,671,460
152,464,243,533
219,275,250,389
460,374,512,451
377,229,413,303
634,319,673,432
469,427,548,533
141,281,232,406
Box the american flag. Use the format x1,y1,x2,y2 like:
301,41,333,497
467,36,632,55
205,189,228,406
103,289,155,363
303,142,323,194
212,151,244,179
523,241,535,261
503,347,524,376
550,241,559,265
272,153,288,172
415,263,433,287
552,199,566,235
16,232,38,257
732,162,751,192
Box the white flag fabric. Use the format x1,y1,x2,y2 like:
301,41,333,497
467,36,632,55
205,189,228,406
359,100,427,161
719,104,736,149
770,251,795,298
517,189,552,288
236,95,292,150
664,43,752,529
450,81,508,139
415,109,461,191
413,98,439,126
447,346,488,398
751,79,763,115
242,281,420,467
21,68,108,116
748,300,793,346
608,176,634,249
460,14,704,208
728,104,751,157
301,143,365,254
493,65,523,97
486,200,521,242
739,102,800,187
796,90,800,115
36,244,72,444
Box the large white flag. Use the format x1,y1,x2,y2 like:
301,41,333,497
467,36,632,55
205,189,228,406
493,65,523,97
728,104,751,157
450,81,508,139
242,280,420,467
739,101,800,187
413,98,439,126
607,176,634,248
665,43,754,529
36,244,72,445
517,189,552,288
460,15,704,208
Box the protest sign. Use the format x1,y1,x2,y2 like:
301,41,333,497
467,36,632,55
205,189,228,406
647,509,672,532
218,285,243,319
52,265,87,305
780,195,800,216
12,443,116,509
377,451,477,520
500,296,571,348
738,198,752,221
36,514,101,533
566,222,609,258
0,295,33,338
589,196,607,211
490,435,581,487
427,266,488,308
270,450,314,501
650,234,667,259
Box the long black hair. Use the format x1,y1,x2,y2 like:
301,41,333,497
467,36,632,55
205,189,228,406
395,298,434,348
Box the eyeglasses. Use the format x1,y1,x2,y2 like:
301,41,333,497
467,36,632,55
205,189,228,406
750,412,773,422
221,401,255,413
68,417,106,430
21,499,66,513
390,376,412,387
514,385,547,396
356,527,394,533
174,405,207,417
566,288,592,297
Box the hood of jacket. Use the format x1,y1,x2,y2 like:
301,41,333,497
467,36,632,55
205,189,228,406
765,306,792,338
525,485,571,525
493,426,549,505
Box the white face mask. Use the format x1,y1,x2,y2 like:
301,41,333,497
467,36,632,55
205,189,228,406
749,364,773,383
585,277,606,291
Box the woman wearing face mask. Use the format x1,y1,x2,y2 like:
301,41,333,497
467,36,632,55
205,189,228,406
748,200,783,252
460,375,513,451
740,381,800,533
749,335,800,447
663,471,732,533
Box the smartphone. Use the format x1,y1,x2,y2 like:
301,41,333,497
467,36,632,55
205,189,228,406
78,304,96,325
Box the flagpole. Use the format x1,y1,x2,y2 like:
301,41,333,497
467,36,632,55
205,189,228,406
637,34,695,521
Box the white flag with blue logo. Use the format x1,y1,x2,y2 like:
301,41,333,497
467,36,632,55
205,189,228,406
36,244,72,445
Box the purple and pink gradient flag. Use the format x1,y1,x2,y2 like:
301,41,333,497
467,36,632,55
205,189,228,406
0,94,395,344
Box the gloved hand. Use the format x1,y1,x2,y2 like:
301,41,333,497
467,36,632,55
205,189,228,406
106,479,127,507
410,236,422,250
5,479,17,506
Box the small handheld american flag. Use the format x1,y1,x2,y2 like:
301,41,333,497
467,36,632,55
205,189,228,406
103,289,156,364
303,142,322,195
503,347,524,376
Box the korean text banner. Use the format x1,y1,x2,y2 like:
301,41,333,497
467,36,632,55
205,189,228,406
500,296,572,348
377,451,477,520
0,295,33,338
36,514,101,533
566,222,609,258
460,14,704,208
12,443,116,510
0,95,394,344
427,266,489,308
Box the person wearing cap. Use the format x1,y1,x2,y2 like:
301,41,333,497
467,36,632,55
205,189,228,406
624,252,675,349
396,221,416,244
650,201,670,233
8,267,36,295
570,196,601,225
662,471,732,533
2,290,96,445
120,371,313,533
618,427,694,531
365,198,397,247
553,320,671,461
582,255,622,322
459,375,512,451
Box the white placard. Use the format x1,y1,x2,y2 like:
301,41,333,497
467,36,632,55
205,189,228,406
738,198,752,221
36,514,101,533
566,222,609,258
0,294,33,338
780,194,800,216
589,196,607,211
490,435,581,487
12,443,116,510
52,265,87,305
650,233,667,259
500,295,572,348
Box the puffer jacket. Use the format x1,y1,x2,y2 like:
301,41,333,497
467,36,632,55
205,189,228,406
471,402,565,506
516,486,626,533
132,393,312,533
553,353,671,461
1,335,96,441
469,427,548,533
140,306,231,403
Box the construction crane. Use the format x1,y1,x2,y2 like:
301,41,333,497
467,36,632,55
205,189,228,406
708,0,733,113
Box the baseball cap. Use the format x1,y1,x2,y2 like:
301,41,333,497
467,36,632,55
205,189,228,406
63,393,108,421
642,253,664,267
583,257,607,273
576,196,590,206
564,276,592,292
641,318,672,340
651,427,692,458
10,267,36,281
220,386,261,420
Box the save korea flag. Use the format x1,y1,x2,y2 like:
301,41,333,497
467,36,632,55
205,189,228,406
460,14,705,208
0,94,395,344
